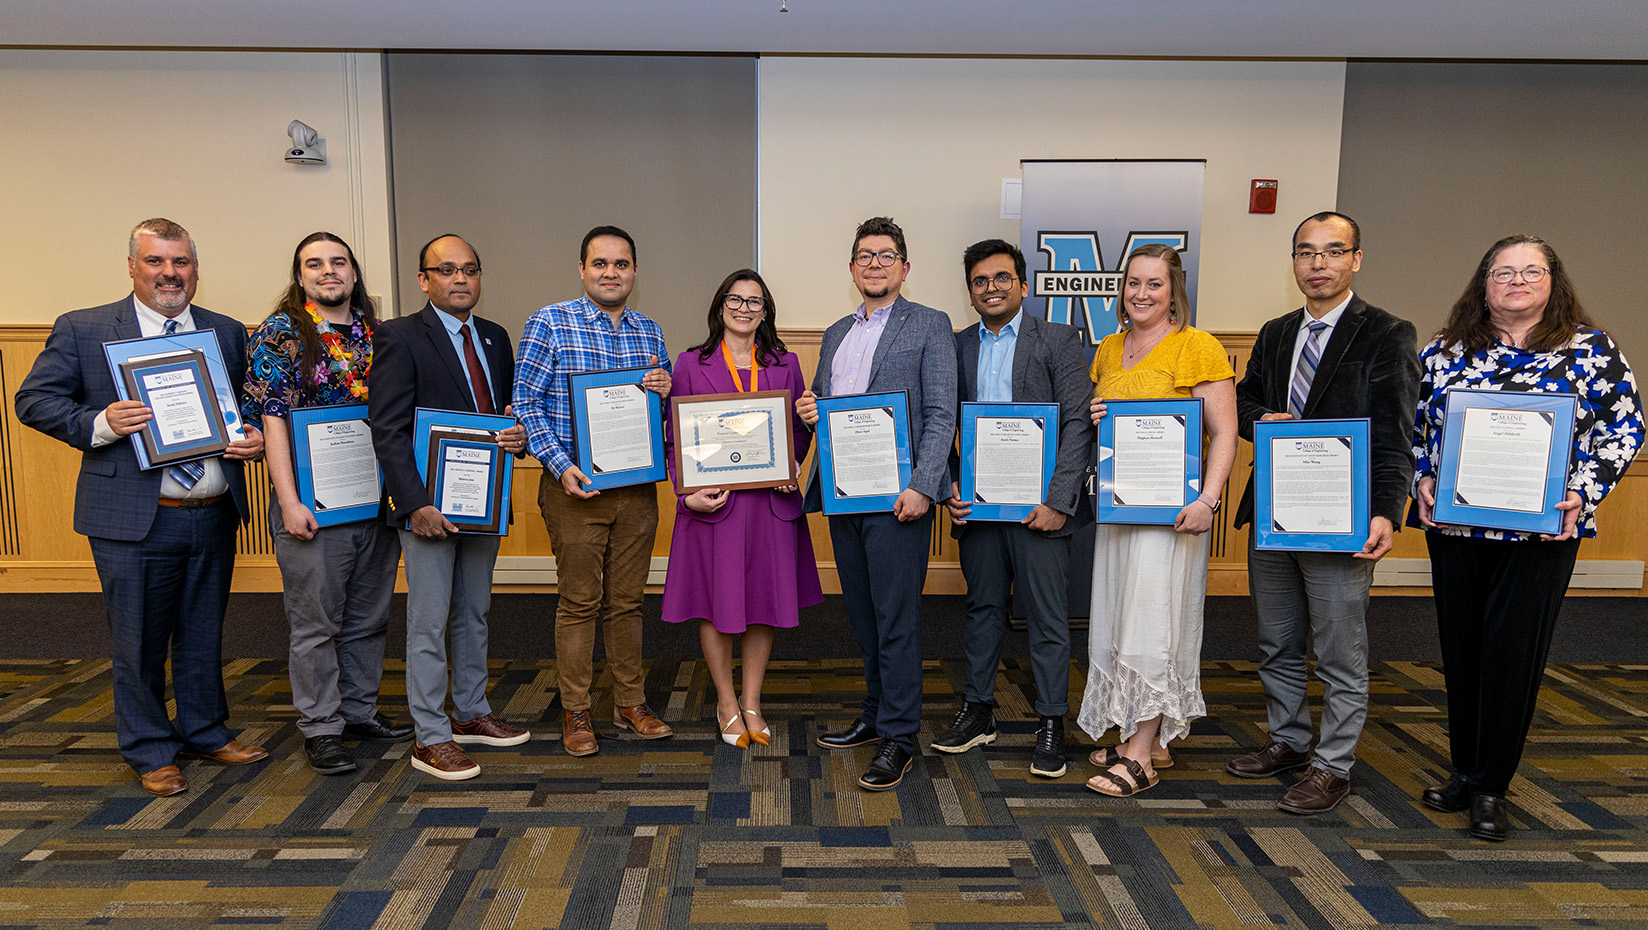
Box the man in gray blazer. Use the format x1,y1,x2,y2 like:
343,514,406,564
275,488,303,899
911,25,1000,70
15,218,268,797
798,216,958,791
938,239,1094,778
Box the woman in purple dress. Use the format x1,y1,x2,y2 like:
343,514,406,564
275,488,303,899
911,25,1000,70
662,269,823,748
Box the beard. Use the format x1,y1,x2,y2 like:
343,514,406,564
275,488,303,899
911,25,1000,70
308,285,352,309
150,277,190,312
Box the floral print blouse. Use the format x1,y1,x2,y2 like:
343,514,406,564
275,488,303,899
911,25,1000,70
242,309,373,420
1410,327,1642,540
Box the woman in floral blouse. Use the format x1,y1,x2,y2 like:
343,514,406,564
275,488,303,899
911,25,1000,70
1410,235,1642,841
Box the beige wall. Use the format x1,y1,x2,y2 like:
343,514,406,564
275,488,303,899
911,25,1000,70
757,57,1347,331
0,49,395,325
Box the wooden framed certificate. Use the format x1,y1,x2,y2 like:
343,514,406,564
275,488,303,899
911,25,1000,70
103,329,247,470
813,391,912,516
290,404,382,527
412,408,516,536
566,366,667,491
1253,418,1371,551
1095,398,1203,525
1434,388,1577,535
958,401,1058,522
670,389,797,494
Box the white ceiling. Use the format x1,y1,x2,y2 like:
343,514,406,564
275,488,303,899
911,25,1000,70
3,0,1646,60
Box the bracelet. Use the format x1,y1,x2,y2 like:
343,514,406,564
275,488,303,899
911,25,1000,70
1195,495,1221,513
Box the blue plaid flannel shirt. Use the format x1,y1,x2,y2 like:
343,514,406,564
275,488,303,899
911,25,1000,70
514,295,671,477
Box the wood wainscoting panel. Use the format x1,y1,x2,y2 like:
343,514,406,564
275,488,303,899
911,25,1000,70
3,323,1646,596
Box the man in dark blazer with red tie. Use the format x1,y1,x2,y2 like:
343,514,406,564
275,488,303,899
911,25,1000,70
1228,212,1420,814
369,234,529,782
15,218,268,797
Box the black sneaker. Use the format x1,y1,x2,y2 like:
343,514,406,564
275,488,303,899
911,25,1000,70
1030,716,1066,778
931,700,998,754
304,734,357,775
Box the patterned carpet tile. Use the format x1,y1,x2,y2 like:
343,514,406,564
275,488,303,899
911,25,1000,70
0,658,1647,928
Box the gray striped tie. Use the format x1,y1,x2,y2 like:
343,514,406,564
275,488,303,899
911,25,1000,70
1287,320,1328,418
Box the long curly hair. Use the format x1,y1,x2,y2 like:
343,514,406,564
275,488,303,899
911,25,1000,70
265,232,377,388
1436,235,1595,356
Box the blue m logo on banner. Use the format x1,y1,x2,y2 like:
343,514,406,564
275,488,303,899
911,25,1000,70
1035,231,1189,346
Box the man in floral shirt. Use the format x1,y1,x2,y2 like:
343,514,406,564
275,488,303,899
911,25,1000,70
243,232,410,776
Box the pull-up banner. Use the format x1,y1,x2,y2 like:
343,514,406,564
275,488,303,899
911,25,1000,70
1019,159,1206,350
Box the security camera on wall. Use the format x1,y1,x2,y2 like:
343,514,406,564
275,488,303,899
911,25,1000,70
285,120,327,166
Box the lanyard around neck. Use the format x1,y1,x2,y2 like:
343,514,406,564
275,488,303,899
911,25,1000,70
720,340,759,392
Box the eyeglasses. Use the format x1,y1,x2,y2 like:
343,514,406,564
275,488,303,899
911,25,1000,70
968,272,1019,293
1488,266,1549,284
852,249,903,268
1291,248,1354,263
723,294,766,312
420,263,482,278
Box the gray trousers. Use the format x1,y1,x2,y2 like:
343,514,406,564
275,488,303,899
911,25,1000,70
957,523,1072,716
398,528,501,746
270,497,400,737
1247,539,1373,778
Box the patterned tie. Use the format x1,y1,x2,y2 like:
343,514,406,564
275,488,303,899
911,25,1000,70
1287,320,1329,418
161,319,205,490
459,324,496,414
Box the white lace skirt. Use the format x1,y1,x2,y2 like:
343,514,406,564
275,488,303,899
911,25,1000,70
1077,523,1209,747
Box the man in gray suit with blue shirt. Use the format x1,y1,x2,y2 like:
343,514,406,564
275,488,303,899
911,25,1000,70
15,218,269,798
798,216,958,791
938,239,1094,779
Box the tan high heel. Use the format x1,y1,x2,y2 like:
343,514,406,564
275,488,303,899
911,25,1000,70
720,712,750,748
741,708,771,746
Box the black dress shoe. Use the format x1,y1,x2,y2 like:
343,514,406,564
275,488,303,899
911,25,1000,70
304,735,358,775
1422,774,1472,813
817,718,878,750
342,711,415,742
1469,793,1509,841
857,739,914,791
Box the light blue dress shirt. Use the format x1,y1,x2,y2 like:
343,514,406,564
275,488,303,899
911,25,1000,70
432,304,494,411
976,311,1022,402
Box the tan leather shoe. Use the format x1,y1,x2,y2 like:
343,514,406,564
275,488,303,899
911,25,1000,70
410,741,481,781
563,708,598,756
138,764,187,797
614,703,673,739
178,740,269,765
1277,767,1351,815
451,712,530,747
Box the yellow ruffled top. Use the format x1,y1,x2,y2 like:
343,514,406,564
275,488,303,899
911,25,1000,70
1090,325,1235,401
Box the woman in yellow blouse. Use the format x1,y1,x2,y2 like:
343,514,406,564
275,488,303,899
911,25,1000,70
1080,244,1238,797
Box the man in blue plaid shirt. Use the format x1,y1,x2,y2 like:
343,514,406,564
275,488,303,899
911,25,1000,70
514,226,674,756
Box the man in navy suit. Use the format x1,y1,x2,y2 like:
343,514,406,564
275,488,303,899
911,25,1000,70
798,216,958,791
939,239,1094,779
369,234,530,782
15,218,269,797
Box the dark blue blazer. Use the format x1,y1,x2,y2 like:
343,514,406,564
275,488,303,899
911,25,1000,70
14,296,253,542
951,313,1095,538
368,303,515,523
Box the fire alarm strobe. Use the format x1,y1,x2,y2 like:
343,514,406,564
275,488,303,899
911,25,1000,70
1250,179,1278,214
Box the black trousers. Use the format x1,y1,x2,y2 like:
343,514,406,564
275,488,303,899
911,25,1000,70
1425,531,1580,795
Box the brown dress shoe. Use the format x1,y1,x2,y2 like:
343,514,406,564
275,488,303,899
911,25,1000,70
1225,739,1310,778
563,708,599,756
410,741,481,781
1278,766,1351,814
614,703,673,739
138,764,187,797
177,740,269,765
451,713,530,747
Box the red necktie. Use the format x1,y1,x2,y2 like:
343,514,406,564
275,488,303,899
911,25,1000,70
460,324,496,414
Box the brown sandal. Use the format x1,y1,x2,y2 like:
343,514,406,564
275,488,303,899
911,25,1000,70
1086,756,1159,797
1089,746,1173,770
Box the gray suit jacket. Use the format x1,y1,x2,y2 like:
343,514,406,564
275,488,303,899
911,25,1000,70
952,313,1095,538
14,296,253,541
803,294,958,511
